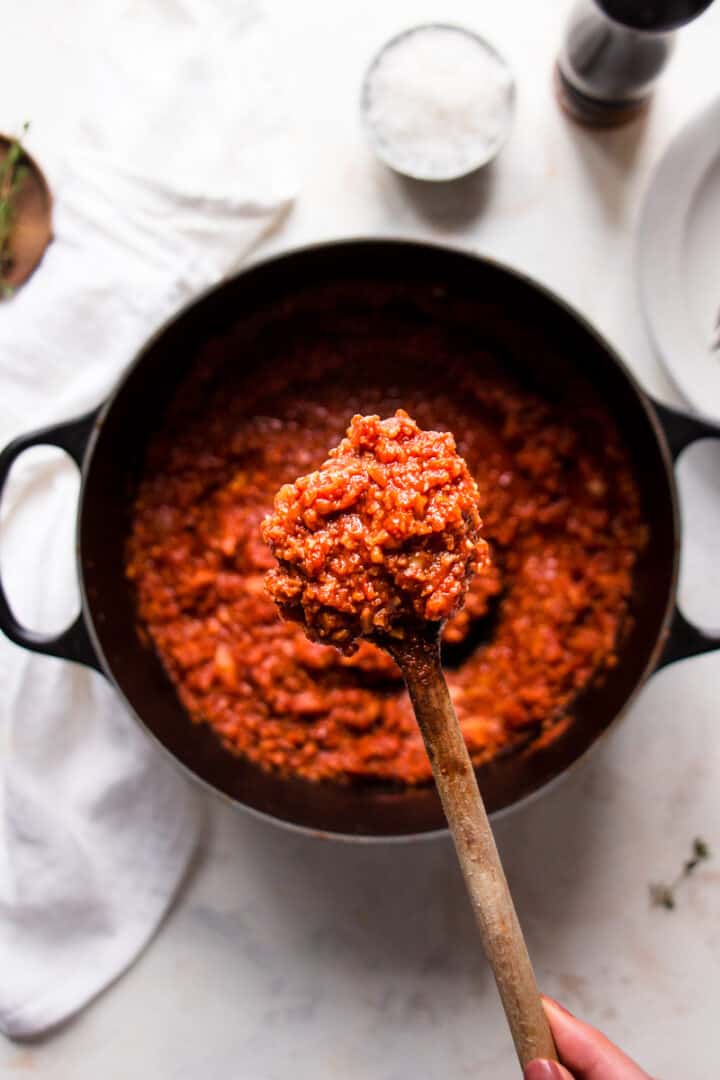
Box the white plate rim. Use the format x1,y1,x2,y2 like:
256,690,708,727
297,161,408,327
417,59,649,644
636,94,720,422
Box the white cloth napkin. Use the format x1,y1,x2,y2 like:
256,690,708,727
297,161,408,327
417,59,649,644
0,0,296,1039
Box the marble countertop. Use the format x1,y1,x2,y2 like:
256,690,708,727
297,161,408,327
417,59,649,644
2,1,720,1077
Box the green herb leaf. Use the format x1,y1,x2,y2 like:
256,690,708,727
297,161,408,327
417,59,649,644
0,124,32,297
649,884,675,910
693,838,710,861
12,163,29,189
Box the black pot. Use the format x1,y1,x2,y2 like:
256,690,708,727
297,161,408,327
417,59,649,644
1,240,718,839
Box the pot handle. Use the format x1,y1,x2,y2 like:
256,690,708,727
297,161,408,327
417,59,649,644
653,400,720,668
0,410,102,671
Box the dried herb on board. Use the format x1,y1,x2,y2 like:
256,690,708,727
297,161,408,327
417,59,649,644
650,838,711,910
0,122,31,298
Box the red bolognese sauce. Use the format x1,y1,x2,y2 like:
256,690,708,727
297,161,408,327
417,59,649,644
126,340,646,785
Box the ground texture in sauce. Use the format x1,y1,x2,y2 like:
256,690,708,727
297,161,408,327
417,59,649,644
126,293,647,786
262,410,489,651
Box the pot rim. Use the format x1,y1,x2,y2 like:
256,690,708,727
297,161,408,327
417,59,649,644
75,237,681,842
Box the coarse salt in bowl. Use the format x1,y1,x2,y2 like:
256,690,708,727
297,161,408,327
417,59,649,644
362,24,515,182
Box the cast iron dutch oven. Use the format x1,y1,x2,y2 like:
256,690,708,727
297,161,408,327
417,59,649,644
1,241,719,839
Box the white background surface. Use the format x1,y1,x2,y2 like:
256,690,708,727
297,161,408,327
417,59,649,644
1,0,720,1077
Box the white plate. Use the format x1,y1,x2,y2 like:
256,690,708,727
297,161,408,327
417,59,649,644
637,95,720,421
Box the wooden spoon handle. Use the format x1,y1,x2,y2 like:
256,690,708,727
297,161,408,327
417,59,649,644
396,635,557,1070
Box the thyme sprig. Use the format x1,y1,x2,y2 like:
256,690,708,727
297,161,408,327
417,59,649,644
0,122,31,297
650,838,711,910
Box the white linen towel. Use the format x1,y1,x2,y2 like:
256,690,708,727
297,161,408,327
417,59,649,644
0,0,296,1039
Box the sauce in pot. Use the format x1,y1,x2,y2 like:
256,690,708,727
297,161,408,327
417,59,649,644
126,304,647,786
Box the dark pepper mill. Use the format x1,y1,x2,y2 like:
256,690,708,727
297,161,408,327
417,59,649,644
556,0,715,126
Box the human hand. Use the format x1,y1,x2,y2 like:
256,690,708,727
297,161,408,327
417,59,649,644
524,996,654,1080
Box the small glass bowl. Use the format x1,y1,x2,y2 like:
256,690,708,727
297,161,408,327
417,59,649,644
361,23,516,182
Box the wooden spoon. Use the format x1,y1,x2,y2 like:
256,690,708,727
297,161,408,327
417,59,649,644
378,621,557,1070
263,411,558,1070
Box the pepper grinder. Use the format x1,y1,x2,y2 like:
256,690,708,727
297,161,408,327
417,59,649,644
556,0,715,126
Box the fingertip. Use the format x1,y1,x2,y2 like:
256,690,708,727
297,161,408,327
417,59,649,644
542,994,576,1019
524,1058,574,1080
539,994,652,1079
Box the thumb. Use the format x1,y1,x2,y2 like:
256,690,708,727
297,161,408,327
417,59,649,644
540,996,653,1079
